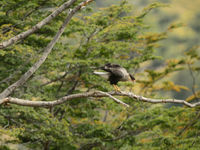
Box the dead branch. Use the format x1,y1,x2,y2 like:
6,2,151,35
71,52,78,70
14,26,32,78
0,0,77,49
0,91,128,107
2,1,49,34
118,91,200,108
98,91,130,107
0,91,200,108
0,0,94,101
41,71,69,87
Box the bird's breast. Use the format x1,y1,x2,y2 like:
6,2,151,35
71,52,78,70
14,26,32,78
120,75,132,81
119,68,131,81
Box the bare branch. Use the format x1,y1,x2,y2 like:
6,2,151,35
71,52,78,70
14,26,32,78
1,91,200,108
41,71,69,87
187,63,200,101
98,91,130,107
2,1,48,34
66,69,82,95
0,0,77,49
0,91,129,107
0,0,94,100
118,91,200,107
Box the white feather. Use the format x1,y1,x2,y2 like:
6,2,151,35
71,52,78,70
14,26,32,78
93,71,110,79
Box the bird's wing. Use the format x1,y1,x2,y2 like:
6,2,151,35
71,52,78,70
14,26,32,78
101,63,127,78
106,67,124,78
93,71,110,79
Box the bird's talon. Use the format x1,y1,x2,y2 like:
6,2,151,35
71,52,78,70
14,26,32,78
113,85,121,93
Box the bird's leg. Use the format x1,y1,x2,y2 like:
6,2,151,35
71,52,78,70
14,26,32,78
113,84,121,92
113,84,117,91
116,85,121,92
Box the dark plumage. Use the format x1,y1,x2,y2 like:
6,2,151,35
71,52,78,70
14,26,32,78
94,63,135,91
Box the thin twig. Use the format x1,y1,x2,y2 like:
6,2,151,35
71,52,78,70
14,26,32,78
187,63,200,101
0,0,78,49
0,0,94,101
98,91,130,107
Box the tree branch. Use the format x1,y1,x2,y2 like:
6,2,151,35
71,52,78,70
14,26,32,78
98,91,130,107
0,0,94,100
0,91,200,108
0,91,128,107
41,71,69,87
0,0,77,49
2,0,48,34
187,63,200,101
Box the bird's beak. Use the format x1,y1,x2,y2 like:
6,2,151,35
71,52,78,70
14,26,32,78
129,74,135,82
130,78,135,82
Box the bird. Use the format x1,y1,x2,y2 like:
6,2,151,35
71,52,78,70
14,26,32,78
94,63,135,92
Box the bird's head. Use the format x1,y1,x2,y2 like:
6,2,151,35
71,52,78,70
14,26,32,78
99,63,110,70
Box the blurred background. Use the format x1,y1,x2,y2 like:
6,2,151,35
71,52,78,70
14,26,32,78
96,0,200,100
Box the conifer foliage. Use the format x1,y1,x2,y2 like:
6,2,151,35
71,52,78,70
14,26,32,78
0,0,200,149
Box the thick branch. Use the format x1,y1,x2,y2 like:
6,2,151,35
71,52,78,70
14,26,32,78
0,0,94,100
0,91,128,107
0,0,77,49
0,91,200,108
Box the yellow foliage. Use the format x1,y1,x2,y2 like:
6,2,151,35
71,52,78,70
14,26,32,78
166,59,180,65
162,81,189,92
177,126,184,129
14,45,23,53
70,117,78,124
94,120,104,125
31,97,40,101
140,138,152,143
186,90,200,102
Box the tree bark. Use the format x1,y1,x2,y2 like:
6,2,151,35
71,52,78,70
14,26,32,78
0,0,77,49
0,91,200,108
0,0,94,100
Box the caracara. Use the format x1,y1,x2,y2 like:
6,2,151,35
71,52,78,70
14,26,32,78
94,63,135,91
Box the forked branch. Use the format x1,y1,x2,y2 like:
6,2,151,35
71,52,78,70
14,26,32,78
0,0,77,49
0,91,200,108
0,0,94,100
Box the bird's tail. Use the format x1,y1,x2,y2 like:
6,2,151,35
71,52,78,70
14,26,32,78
93,71,109,79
